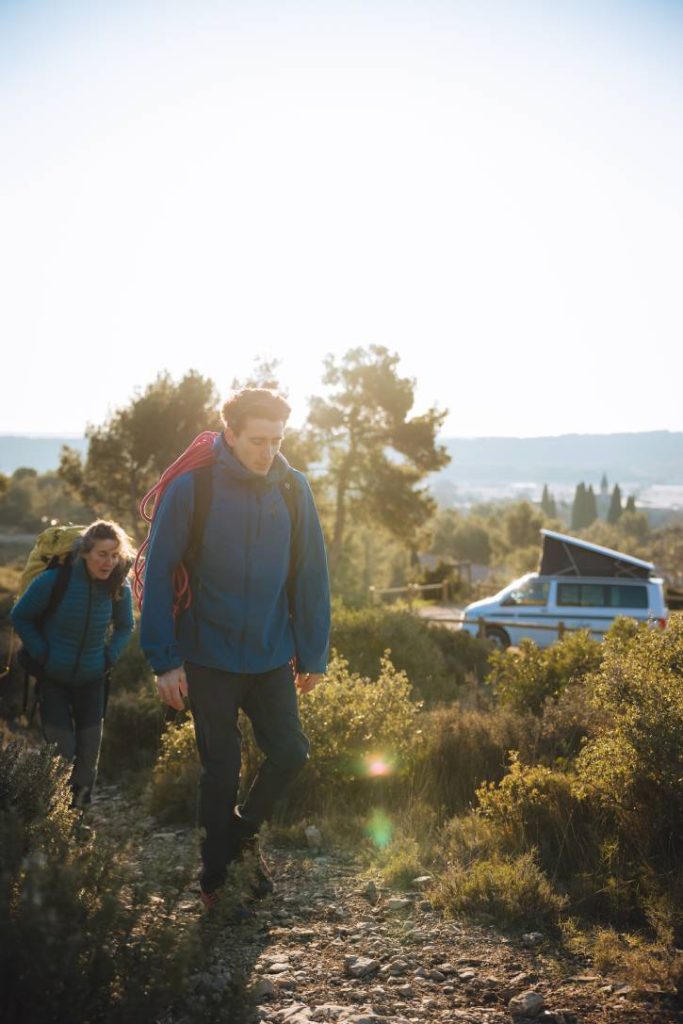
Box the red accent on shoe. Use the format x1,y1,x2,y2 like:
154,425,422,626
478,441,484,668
200,889,218,912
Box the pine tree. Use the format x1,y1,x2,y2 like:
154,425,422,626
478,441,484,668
625,494,636,514
600,472,609,496
607,483,623,524
571,482,587,530
585,484,598,527
540,484,557,518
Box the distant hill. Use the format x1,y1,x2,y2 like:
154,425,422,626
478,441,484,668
2,429,682,493
0,436,88,475
438,431,683,486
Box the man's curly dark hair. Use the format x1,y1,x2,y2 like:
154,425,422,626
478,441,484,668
221,388,291,434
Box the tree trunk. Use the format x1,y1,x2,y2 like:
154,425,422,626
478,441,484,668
328,459,352,575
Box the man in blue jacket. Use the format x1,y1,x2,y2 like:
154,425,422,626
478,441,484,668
140,388,330,909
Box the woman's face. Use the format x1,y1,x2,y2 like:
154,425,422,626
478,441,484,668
83,539,120,581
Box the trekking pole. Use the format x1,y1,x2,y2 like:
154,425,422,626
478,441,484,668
0,622,14,679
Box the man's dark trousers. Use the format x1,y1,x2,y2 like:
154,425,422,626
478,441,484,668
186,661,310,893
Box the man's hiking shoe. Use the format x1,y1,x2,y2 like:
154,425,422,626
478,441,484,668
200,888,219,913
72,809,94,843
240,836,274,899
200,888,254,923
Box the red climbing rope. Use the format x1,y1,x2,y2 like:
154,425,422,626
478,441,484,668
133,431,219,615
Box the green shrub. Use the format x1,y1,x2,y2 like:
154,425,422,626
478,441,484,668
0,739,207,1024
374,833,424,889
428,625,494,697
489,630,603,715
367,801,439,887
577,617,683,894
410,704,531,816
99,681,167,779
149,718,199,825
578,618,683,815
277,654,422,817
438,809,502,867
230,654,423,824
476,754,598,883
331,604,490,704
433,850,567,928
534,677,609,768
108,626,154,691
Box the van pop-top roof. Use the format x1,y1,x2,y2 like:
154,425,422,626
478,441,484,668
539,529,655,580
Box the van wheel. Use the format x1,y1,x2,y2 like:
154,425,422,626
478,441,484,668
486,626,510,650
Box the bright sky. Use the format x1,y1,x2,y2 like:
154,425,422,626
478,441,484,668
2,0,683,438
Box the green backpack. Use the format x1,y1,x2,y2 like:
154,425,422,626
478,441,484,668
14,525,86,717
18,524,86,596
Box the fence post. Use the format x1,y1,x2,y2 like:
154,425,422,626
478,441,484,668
477,617,486,639
558,620,565,640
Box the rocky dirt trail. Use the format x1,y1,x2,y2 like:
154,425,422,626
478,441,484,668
90,787,683,1024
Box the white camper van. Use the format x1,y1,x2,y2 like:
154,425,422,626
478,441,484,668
460,530,667,649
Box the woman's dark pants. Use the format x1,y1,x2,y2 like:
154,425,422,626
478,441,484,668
186,661,310,894
39,676,106,807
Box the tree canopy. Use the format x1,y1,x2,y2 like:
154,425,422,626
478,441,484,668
308,345,449,575
59,371,221,535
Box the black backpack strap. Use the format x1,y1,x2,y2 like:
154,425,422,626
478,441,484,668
19,556,74,706
186,465,214,569
39,555,73,628
278,471,300,611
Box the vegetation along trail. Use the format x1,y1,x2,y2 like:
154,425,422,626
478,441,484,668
87,783,683,1024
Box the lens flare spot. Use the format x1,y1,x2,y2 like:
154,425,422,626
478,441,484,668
362,752,395,778
366,809,392,849
367,757,390,777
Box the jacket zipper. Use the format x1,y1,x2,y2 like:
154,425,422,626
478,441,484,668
239,489,255,672
72,579,93,678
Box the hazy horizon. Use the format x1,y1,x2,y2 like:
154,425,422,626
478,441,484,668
2,427,682,442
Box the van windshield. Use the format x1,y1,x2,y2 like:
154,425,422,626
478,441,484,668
502,579,550,606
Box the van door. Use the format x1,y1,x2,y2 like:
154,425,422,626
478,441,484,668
499,577,552,647
555,581,612,640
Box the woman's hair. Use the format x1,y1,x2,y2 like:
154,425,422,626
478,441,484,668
221,388,291,435
76,520,136,596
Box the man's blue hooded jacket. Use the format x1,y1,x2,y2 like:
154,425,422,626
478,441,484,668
140,436,330,676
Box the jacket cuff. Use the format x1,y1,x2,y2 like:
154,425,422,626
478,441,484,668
296,659,328,674
150,657,184,675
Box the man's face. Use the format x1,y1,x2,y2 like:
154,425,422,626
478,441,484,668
225,417,286,476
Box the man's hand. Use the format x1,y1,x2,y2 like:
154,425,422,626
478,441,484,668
156,666,188,710
295,672,323,694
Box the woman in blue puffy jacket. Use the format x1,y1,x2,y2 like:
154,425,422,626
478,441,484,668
11,520,135,807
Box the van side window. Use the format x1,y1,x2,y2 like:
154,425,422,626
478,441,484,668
557,583,581,606
579,584,607,607
611,585,648,609
558,583,607,606
503,579,550,606
558,583,649,609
